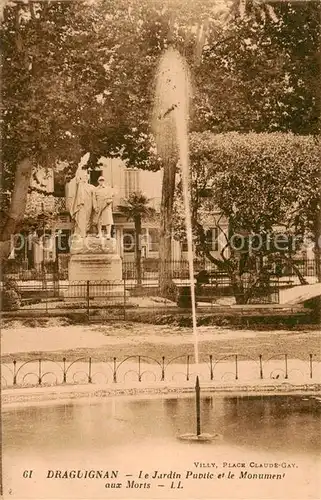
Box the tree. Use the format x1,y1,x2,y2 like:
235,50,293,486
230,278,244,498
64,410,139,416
1,0,205,259
1,0,163,260
118,192,156,285
2,0,319,268
151,0,320,297
1,1,87,259
173,132,320,303
0,0,226,270
193,0,320,135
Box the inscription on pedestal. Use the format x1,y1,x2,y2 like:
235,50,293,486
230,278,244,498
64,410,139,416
68,254,122,282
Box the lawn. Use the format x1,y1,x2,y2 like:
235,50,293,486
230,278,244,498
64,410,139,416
1,320,320,363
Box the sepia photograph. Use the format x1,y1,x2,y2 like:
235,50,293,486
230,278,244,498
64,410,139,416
0,0,320,498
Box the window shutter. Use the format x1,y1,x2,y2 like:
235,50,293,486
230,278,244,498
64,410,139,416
125,169,140,197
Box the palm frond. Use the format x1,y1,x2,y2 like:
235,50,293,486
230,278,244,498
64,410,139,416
118,191,156,221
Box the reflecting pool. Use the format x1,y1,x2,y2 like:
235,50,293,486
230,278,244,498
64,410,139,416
2,394,321,499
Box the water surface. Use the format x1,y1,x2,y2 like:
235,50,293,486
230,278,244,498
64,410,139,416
3,394,320,499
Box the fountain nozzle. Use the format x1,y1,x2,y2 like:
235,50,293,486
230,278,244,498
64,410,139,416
177,376,220,442
196,375,201,436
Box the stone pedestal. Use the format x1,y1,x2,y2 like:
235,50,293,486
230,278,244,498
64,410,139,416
64,236,124,300
68,253,122,282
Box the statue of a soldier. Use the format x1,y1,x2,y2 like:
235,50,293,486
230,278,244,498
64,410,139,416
93,176,114,239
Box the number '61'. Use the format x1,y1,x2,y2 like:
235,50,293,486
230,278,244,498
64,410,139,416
23,470,33,478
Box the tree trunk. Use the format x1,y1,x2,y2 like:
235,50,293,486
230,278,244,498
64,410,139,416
0,158,33,260
314,246,321,282
281,255,308,285
231,276,247,304
195,219,249,304
291,262,309,285
313,210,321,282
159,158,177,299
134,216,142,286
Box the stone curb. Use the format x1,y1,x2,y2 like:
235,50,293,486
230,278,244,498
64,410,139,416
2,382,321,409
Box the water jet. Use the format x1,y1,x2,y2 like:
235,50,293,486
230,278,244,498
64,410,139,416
153,45,216,442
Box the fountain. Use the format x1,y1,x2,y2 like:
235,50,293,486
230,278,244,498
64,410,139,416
153,46,216,442
153,46,198,364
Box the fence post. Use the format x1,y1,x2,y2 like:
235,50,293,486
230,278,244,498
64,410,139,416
210,355,214,381
259,355,263,379
186,355,190,381
309,354,313,379
235,354,238,380
55,257,60,298
284,354,288,379
113,357,117,383
123,273,126,321
88,357,92,383
13,360,17,385
161,356,165,381
86,281,90,321
63,357,66,383
38,359,42,385
45,274,48,314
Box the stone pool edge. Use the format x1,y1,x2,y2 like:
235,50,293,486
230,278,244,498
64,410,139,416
2,382,321,409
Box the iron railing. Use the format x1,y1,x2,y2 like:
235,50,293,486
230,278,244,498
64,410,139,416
1,279,283,316
3,258,319,283
1,353,318,388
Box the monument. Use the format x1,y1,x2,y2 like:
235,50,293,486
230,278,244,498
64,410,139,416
65,156,123,299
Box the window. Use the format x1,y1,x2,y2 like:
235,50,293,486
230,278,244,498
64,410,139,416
41,230,54,261
206,228,219,252
181,228,220,253
181,239,188,252
125,169,140,197
148,229,159,252
123,230,135,253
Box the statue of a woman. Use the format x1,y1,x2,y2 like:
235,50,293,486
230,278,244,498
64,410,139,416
66,165,93,239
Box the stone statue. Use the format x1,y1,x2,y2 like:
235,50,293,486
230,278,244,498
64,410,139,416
67,165,94,239
93,176,114,239
65,163,123,289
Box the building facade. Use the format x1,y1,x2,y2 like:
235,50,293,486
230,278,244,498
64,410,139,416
11,157,227,272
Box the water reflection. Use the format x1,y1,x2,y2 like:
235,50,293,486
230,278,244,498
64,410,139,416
3,394,320,457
